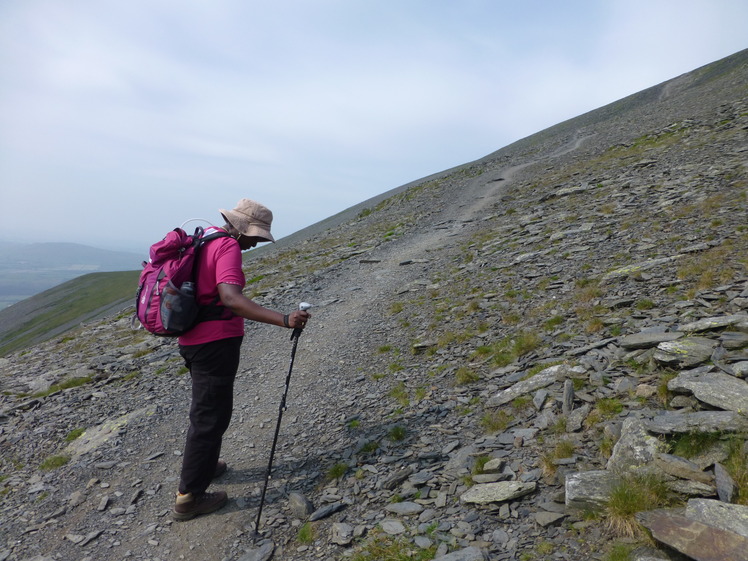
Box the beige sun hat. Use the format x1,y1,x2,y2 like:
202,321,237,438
219,199,275,242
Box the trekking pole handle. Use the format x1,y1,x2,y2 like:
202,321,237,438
291,302,312,340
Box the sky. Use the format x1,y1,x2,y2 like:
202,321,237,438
0,1,746,254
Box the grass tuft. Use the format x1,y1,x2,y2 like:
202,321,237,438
540,440,576,478
455,366,480,385
64,428,85,442
605,473,672,537
39,454,71,471
388,425,407,441
326,462,348,480
604,543,634,561
724,436,748,505
351,530,436,561
297,522,316,544
481,409,513,433
33,376,93,398
669,431,722,458
388,382,409,407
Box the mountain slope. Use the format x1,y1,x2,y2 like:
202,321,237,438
0,242,141,309
0,270,140,356
0,49,746,561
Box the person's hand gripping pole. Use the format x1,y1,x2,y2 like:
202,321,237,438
291,301,311,340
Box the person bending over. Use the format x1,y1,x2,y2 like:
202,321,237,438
173,198,310,521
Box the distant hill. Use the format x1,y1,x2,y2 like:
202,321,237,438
0,270,140,356
0,241,141,308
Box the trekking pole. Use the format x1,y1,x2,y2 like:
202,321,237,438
253,302,312,540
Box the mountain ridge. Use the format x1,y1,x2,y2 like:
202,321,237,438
0,48,746,561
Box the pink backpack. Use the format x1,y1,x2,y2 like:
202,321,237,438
135,227,228,336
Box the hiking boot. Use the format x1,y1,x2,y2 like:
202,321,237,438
214,460,227,479
173,490,228,521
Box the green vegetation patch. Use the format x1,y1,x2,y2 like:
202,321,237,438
39,454,71,471
326,462,348,481
481,409,513,433
297,522,316,544
475,331,541,368
351,531,437,561
64,428,86,442
605,473,673,537
0,270,140,356
33,376,93,398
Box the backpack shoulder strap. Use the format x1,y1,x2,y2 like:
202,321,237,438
189,228,232,282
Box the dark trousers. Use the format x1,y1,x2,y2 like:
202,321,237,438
178,336,243,495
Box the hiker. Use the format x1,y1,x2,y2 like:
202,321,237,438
173,198,311,521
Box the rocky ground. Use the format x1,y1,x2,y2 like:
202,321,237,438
1,51,747,561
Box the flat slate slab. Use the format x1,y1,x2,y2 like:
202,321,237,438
619,331,684,350
668,368,748,414
654,337,716,368
565,470,621,512
677,314,748,333
638,510,748,561
685,499,748,539
487,365,567,407
645,410,748,434
460,481,536,505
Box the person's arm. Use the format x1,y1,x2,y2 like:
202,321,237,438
217,283,309,328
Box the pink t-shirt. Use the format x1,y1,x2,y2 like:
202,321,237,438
178,228,246,346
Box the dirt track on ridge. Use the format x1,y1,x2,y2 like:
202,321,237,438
161,130,594,558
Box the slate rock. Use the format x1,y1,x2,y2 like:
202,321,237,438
566,403,591,433
607,418,668,473
331,522,354,546
380,519,406,535
654,337,716,368
562,379,574,415
459,481,536,504
602,257,677,282
384,501,424,515
534,511,567,527
487,365,568,407
714,463,737,503
638,510,748,561
733,362,748,378
645,410,748,434
237,541,275,561
288,492,314,518
413,535,433,549
533,388,548,410
678,314,748,333
309,502,345,521
654,453,714,485
472,473,508,484
565,470,621,512
382,467,413,490
668,367,748,413
433,546,486,561
665,479,716,497
629,545,672,561
720,332,748,349
619,331,684,350
685,498,748,538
